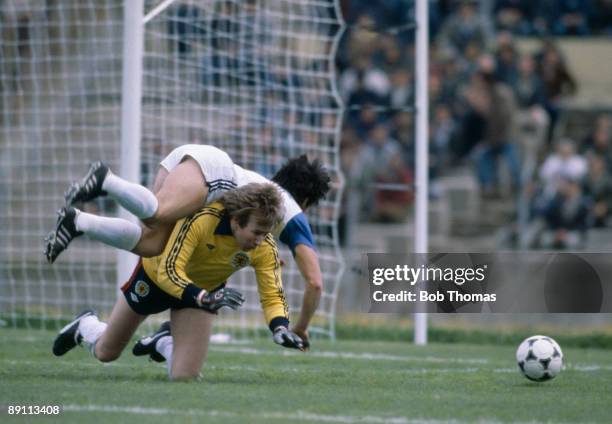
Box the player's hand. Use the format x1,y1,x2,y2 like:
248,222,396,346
292,328,310,351
196,287,245,313
273,326,304,351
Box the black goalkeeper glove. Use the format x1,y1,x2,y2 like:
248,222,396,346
272,326,304,350
195,287,245,313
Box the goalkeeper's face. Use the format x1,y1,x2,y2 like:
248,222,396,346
230,215,270,251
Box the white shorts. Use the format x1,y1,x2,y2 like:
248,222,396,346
160,144,237,202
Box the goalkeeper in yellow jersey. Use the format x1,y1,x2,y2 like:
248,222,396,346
51,183,304,381
45,148,330,349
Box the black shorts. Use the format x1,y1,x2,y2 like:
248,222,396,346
121,261,187,316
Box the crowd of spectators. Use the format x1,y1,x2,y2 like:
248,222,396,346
2,0,609,249
337,0,612,250
518,115,612,248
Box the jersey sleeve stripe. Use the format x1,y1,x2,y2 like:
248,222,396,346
264,235,289,317
207,180,237,193
207,178,237,186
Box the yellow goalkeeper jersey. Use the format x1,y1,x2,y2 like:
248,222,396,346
142,202,288,325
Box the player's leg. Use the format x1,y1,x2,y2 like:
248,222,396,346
47,159,208,262
132,320,171,363
51,296,145,362
130,223,174,257
74,158,208,254
167,307,215,381
144,157,209,225
131,159,208,255
62,164,168,252
65,161,159,220
44,206,143,263
66,156,209,225
45,165,170,263
92,295,147,362
151,165,169,193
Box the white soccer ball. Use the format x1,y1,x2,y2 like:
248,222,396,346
516,335,563,381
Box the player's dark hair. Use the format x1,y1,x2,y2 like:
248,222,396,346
220,183,284,229
272,155,331,209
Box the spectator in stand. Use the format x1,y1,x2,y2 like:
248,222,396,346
494,32,520,85
365,121,402,165
389,68,414,112
351,103,381,140
512,55,546,108
581,114,612,168
583,155,612,227
339,125,367,238
340,55,390,106
461,38,486,76
428,72,446,109
552,0,593,36
540,177,592,249
430,103,457,173
494,0,536,35
343,14,379,68
454,69,486,160
512,54,549,157
466,56,520,197
437,0,492,57
361,122,403,219
437,50,470,116
373,155,413,222
375,35,408,74
539,138,588,200
390,111,414,166
535,40,577,143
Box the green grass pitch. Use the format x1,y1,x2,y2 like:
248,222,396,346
1,328,611,423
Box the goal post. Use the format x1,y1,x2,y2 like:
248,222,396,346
117,0,144,292
414,0,429,345
0,0,345,340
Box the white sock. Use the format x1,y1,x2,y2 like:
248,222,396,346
75,210,142,252
102,173,159,220
78,315,108,356
155,336,174,376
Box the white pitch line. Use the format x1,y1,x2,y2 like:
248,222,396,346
209,346,489,364
61,403,521,424
0,358,484,376
1,359,137,369
6,358,612,376
0,358,483,375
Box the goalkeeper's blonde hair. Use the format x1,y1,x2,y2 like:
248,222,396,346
219,183,284,230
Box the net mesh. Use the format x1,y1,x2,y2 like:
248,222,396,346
0,0,344,339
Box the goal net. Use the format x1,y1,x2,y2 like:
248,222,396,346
0,0,345,339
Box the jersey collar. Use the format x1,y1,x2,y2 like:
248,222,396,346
214,211,233,236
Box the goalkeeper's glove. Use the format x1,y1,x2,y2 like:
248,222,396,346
195,286,245,313
293,329,311,351
273,326,304,350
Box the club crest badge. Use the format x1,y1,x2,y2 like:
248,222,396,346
134,280,150,297
230,251,251,270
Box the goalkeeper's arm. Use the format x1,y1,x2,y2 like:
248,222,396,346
251,238,304,350
269,317,304,351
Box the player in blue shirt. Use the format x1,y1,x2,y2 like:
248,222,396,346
45,146,331,347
